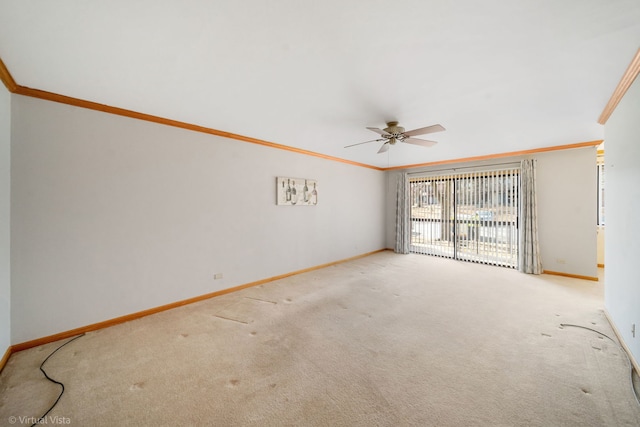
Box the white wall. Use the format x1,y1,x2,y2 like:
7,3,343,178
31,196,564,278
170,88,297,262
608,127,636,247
10,95,386,343
0,84,10,356
386,147,598,278
536,148,597,277
604,76,640,365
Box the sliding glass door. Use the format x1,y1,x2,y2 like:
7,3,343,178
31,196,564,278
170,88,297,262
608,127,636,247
410,168,520,268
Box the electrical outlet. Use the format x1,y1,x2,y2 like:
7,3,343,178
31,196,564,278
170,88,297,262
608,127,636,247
632,324,636,338
556,258,566,264
214,273,223,280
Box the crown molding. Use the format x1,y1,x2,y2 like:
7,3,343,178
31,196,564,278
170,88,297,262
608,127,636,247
0,55,382,171
598,48,640,124
12,85,383,171
0,54,612,171
0,57,18,92
382,140,603,171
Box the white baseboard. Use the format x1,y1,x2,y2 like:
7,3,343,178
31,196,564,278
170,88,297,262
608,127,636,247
603,309,640,375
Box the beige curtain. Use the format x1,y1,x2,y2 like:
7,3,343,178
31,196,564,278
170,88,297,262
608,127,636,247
519,159,542,274
395,172,410,254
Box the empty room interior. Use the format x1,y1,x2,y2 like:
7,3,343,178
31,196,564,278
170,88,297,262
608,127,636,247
1,1,640,425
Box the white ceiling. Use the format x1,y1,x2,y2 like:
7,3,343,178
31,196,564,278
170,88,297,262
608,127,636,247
1,1,639,168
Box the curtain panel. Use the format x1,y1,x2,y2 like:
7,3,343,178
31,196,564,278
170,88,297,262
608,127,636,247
395,172,410,254
519,159,543,274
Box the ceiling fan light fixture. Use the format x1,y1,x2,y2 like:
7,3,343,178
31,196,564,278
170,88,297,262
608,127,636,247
383,121,404,136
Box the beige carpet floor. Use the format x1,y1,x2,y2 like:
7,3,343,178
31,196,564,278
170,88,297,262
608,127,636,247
1,251,639,426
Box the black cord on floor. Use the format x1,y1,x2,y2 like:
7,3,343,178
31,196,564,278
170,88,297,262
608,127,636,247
560,323,640,407
30,334,85,427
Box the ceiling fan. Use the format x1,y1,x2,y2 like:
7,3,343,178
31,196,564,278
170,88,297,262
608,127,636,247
345,121,445,154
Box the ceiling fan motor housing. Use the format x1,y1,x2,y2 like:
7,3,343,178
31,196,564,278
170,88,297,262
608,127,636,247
384,121,405,144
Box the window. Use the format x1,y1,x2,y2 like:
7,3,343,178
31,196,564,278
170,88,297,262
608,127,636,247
410,168,520,268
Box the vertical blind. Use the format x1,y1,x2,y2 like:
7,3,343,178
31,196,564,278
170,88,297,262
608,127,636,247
409,168,520,268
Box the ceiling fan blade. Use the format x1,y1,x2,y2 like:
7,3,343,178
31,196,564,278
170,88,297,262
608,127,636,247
366,127,392,138
404,137,438,148
344,138,386,148
403,124,445,137
377,142,390,154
